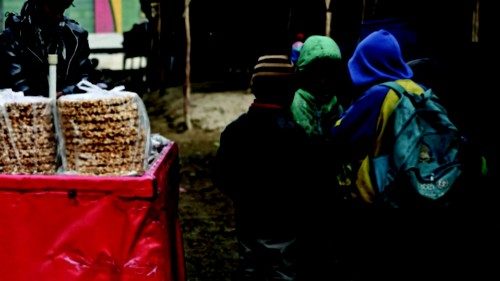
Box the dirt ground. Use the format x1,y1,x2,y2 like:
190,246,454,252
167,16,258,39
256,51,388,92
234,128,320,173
143,86,254,281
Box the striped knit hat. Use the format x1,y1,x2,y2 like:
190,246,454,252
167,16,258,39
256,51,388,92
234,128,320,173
250,55,295,102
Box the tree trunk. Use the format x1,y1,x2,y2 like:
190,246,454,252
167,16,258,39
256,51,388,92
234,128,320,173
155,1,164,93
325,0,332,36
472,0,480,43
183,0,192,130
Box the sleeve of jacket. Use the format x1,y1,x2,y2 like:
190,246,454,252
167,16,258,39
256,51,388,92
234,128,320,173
77,30,93,81
62,28,94,95
0,29,31,94
331,85,389,161
0,33,8,89
213,123,243,201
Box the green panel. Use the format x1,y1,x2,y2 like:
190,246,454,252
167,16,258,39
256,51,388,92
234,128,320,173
122,0,144,32
0,0,96,32
1,0,24,31
66,0,94,33
2,0,23,14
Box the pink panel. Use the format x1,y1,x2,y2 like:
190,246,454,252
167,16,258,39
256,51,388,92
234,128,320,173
94,0,115,32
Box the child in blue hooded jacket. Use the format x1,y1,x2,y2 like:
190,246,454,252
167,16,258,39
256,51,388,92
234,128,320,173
330,28,491,281
331,29,421,205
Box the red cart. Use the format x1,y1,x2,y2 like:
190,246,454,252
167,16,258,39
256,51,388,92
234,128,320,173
0,142,186,281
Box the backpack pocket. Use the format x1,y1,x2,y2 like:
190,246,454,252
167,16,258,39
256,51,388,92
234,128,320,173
407,161,462,200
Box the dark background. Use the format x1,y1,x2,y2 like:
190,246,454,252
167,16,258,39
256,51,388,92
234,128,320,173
160,0,492,82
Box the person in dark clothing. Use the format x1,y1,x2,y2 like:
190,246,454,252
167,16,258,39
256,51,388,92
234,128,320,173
0,0,93,96
215,55,303,281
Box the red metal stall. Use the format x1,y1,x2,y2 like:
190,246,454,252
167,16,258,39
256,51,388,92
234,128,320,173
0,142,186,281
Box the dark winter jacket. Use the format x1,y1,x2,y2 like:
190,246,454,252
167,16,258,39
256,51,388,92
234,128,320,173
215,103,307,237
0,12,93,96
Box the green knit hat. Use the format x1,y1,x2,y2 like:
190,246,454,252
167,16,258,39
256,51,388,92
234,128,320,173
296,35,342,72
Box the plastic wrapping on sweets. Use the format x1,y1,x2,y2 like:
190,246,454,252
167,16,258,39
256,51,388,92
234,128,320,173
56,81,151,176
0,90,57,174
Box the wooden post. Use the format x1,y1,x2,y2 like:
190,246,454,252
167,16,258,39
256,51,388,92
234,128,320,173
472,0,480,43
154,1,164,92
362,0,367,22
183,0,192,130
325,0,332,36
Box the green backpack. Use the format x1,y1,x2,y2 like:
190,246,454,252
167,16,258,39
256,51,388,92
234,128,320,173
372,82,463,207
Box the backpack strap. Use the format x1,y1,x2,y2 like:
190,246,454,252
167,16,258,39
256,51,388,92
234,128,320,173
380,81,407,96
380,81,429,106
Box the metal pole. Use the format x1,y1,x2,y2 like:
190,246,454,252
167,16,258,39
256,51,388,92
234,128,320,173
48,54,65,169
48,54,58,100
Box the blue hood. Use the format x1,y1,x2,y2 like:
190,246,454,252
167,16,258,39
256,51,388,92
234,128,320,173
348,29,413,88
